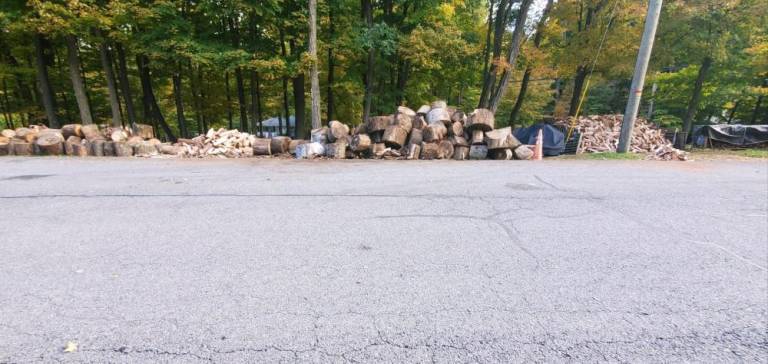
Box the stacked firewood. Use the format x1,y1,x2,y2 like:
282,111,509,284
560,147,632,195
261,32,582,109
557,115,688,161
298,101,534,160
0,123,160,157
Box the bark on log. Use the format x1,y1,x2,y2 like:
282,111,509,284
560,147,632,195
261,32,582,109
271,136,291,154
451,111,467,124
370,130,385,143
392,113,413,132
61,124,83,139
420,142,439,160
289,140,307,154
448,121,463,136
253,138,272,155
72,140,89,157
423,123,447,142
485,127,513,149
114,141,133,157
325,141,347,159
426,108,451,125
469,144,488,160
134,123,154,139
35,132,64,155
12,141,33,156
467,108,494,131
90,139,106,156
0,138,10,155
407,143,421,160
490,148,513,160
81,124,102,141
513,145,533,160
366,115,391,133
450,136,469,147
159,144,183,155
103,141,116,156
310,127,328,144
471,129,485,144
453,145,469,160
408,128,423,146
351,134,372,152
411,115,427,130
431,100,447,109
135,141,159,156
327,120,349,143
383,125,408,149
438,140,454,159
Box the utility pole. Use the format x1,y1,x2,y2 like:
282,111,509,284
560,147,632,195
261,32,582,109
617,0,663,153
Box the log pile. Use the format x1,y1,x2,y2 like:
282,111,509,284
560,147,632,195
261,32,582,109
556,115,688,161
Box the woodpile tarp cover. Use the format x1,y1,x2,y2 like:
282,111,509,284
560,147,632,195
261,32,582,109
692,124,768,146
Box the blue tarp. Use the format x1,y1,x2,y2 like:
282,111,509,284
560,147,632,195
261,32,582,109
513,123,566,156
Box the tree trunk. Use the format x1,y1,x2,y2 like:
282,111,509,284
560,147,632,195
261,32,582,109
279,27,290,136
509,0,552,125
98,37,122,127
681,56,713,135
327,4,335,121
290,39,306,139
172,62,188,138
115,43,137,129
480,0,496,103
727,100,739,124
225,71,233,129
309,0,322,129
235,67,248,132
568,65,589,116
250,71,264,136
198,68,208,131
479,0,511,108
137,54,176,142
189,62,203,135
489,0,534,113
751,95,764,124
33,34,59,127
362,0,374,123
65,35,93,125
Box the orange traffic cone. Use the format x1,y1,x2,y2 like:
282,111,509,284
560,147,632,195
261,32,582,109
533,129,543,161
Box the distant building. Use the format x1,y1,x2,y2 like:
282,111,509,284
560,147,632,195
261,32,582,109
259,116,295,137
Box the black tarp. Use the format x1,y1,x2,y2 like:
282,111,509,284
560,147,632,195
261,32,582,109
513,123,565,156
692,124,768,146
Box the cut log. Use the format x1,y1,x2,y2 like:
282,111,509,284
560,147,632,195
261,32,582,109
438,140,454,159
420,142,439,160
271,136,291,154
449,136,469,147
114,141,134,157
411,115,427,130
326,120,349,143
426,107,451,125
371,142,386,156
1,129,15,138
147,138,162,145
81,124,102,141
466,108,494,131
383,125,408,149
159,144,183,155
469,144,488,160
471,129,484,144
133,123,154,139
366,115,392,133
325,141,347,159
513,145,534,160
310,127,328,144
490,148,513,160
35,132,65,155
14,127,32,140
408,128,423,146
135,141,159,156
252,137,272,155
350,134,372,152
65,136,80,155
306,142,326,158
110,129,128,142
416,105,431,115
0,138,10,155
423,123,447,142
453,145,469,160
448,121,463,137
61,124,83,139
407,143,421,160
391,113,413,132
103,141,116,156
485,127,513,149
90,139,106,156
451,111,467,124
126,135,143,148
12,141,33,156
71,140,89,157
288,139,307,154
370,130,385,143
431,100,447,109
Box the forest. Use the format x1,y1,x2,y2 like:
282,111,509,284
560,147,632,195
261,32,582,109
0,0,765,142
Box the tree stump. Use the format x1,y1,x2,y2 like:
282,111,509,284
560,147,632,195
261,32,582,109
469,144,488,160
90,139,106,156
325,141,347,159
513,145,533,160
471,129,485,144
351,134,372,152
81,124,102,141
485,127,513,149
383,125,408,149
366,115,392,133
420,142,439,160
103,141,116,156
490,148,513,160
431,100,447,109
423,123,447,142
326,120,349,143
35,132,64,155
61,124,83,139
114,141,134,157
271,136,291,154
253,138,272,155
438,140,454,159
453,145,469,160
466,108,494,131
448,121,463,137
426,108,451,125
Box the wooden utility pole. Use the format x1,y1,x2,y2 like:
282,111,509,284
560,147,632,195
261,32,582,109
309,0,321,129
618,0,662,153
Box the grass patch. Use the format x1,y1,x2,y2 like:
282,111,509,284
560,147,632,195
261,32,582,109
741,149,768,158
688,148,768,159
580,152,645,160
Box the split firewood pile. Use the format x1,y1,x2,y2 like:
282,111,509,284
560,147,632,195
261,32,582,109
295,101,534,160
556,115,688,161
0,123,161,157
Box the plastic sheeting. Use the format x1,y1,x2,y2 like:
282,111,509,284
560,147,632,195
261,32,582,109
513,123,566,156
693,124,768,146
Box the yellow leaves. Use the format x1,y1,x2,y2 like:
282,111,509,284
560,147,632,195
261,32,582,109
63,341,78,353
438,4,456,19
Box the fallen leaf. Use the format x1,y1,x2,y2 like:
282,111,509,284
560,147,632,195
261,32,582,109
64,341,78,353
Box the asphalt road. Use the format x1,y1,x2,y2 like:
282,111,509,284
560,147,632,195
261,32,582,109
1,157,766,363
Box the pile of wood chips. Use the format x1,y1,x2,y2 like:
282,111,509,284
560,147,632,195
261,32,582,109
557,115,688,161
